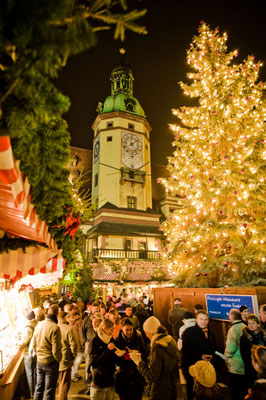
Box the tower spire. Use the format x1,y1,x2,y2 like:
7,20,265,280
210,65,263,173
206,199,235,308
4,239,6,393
110,48,134,97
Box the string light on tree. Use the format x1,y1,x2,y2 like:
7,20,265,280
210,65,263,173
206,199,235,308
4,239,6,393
158,22,266,287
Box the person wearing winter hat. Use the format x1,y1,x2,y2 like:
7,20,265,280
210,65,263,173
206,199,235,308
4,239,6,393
189,360,229,399
21,310,37,399
130,316,179,400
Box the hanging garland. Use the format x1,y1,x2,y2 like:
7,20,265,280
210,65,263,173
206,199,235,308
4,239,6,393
0,234,46,254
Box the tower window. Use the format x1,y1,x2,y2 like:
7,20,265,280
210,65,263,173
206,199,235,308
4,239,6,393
128,123,134,130
107,122,113,128
94,173,98,187
107,136,113,142
170,208,176,213
128,196,137,209
145,144,148,150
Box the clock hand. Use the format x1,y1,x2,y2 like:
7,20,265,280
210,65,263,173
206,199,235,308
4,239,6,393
134,161,149,172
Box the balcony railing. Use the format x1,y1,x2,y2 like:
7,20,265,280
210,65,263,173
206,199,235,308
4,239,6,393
87,249,161,261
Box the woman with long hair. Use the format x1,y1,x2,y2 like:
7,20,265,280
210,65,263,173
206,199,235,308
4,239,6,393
240,314,266,393
88,318,116,400
106,308,122,340
129,316,178,400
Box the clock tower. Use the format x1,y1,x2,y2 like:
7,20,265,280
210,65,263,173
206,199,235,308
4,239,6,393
91,50,152,211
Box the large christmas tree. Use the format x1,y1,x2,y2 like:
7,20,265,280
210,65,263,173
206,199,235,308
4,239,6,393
160,22,266,287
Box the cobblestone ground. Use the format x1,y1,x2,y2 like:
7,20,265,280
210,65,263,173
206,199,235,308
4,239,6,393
56,363,187,400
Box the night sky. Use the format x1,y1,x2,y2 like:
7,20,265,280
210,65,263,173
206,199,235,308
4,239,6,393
56,0,266,165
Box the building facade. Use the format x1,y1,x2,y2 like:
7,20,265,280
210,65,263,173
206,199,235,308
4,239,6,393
70,52,180,280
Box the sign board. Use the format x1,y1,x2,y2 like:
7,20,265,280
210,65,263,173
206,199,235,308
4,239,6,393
205,294,259,321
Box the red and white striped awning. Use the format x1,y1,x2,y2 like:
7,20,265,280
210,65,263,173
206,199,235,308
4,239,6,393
0,246,65,282
0,136,57,251
93,272,152,282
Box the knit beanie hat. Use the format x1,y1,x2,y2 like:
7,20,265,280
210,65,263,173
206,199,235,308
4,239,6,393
26,310,35,320
143,316,161,334
189,361,216,388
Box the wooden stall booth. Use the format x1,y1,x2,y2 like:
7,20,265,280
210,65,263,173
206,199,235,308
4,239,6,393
153,286,266,353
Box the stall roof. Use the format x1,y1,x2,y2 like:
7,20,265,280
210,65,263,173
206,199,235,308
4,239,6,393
0,137,57,250
0,136,61,280
94,272,152,282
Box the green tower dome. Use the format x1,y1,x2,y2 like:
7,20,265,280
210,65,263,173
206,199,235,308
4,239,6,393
99,49,146,118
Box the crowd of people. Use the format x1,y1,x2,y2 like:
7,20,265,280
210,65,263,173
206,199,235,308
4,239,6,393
20,292,266,400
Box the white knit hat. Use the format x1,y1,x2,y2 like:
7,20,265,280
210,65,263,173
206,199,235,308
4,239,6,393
143,316,161,334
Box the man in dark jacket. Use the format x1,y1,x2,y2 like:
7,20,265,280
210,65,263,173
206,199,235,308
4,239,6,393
32,304,62,400
182,310,216,400
168,298,187,340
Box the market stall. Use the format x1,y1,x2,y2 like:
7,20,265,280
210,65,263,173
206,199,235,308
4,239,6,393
0,137,64,399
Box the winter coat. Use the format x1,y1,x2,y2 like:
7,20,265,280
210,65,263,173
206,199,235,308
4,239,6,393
68,312,83,352
21,319,38,355
138,333,179,400
168,305,187,338
240,326,266,389
58,319,77,371
178,318,196,350
224,319,245,375
89,333,116,388
81,315,94,344
114,329,146,395
181,323,216,370
32,315,62,365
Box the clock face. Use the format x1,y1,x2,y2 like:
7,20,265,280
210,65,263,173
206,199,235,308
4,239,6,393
122,133,142,155
94,140,100,162
121,132,143,169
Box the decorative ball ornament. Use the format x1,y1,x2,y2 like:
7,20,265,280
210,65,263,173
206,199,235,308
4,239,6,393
209,177,213,183
218,210,223,215
202,272,208,276
241,169,246,174
243,223,248,228
223,261,228,266
233,191,238,195
260,139,264,143
196,272,200,277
